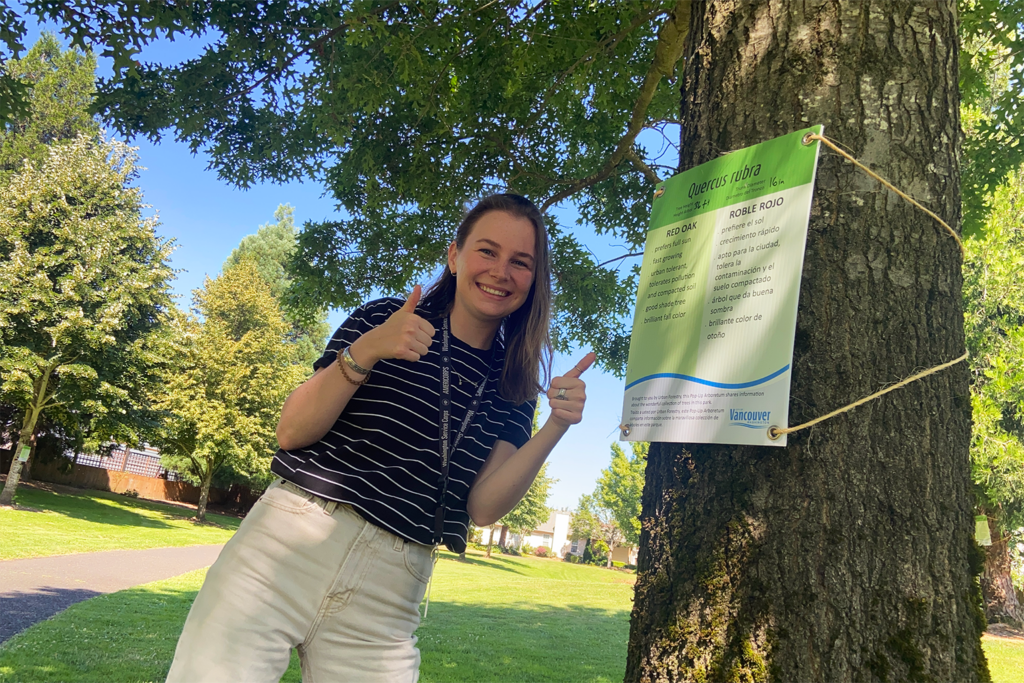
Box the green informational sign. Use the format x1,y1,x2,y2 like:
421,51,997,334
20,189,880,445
622,127,823,447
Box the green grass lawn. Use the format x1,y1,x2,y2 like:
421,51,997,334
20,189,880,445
0,550,634,683
0,486,240,560
0,489,1020,682
982,635,1024,683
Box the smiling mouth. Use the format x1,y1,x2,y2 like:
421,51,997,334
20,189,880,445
477,283,510,297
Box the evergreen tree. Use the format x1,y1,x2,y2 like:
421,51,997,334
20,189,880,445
224,204,329,367
0,33,97,178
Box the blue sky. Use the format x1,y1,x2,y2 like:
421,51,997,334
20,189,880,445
19,22,649,511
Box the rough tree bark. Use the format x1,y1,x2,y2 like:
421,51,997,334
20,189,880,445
981,516,1024,628
0,423,36,507
195,468,213,522
626,2,984,682
0,388,47,506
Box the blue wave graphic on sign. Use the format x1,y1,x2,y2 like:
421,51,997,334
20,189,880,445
624,365,790,391
730,422,767,429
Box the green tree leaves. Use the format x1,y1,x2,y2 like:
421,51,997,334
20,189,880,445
499,462,555,543
151,258,308,520
964,167,1024,529
596,441,646,547
0,133,174,504
0,32,97,175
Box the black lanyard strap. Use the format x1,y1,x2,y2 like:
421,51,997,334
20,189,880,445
434,316,495,545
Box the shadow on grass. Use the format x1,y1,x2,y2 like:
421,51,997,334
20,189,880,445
437,553,534,575
0,588,102,644
0,580,628,683
12,487,238,531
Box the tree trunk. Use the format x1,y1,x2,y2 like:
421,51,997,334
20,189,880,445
498,525,508,548
487,524,496,557
627,2,983,682
981,516,1024,629
195,468,213,522
0,412,40,507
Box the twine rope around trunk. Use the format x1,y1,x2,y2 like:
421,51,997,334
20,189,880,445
765,132,968,440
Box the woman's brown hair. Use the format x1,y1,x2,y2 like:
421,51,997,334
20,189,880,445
421,194,552,405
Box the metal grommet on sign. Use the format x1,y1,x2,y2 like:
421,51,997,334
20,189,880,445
801,132,815,146
767,426,783,441
653,187,665,200
620,423,631,438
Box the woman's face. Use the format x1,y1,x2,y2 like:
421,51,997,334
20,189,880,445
448,210,537,326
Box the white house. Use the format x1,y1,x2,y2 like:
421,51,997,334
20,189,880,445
481,509,573,557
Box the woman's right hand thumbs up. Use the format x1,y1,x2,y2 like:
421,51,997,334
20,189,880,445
351,286,437,365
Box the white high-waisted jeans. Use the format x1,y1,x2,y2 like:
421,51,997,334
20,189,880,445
166,478,434,683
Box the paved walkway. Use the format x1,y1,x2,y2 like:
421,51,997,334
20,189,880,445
0,544,224,644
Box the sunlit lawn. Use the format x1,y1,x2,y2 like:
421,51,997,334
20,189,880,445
982,635,1024,683
1,487,1021,682
0,486,239,561
0,550,634,683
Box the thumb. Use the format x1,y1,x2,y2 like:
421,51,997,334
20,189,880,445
564,351,596,379
402,285,422,312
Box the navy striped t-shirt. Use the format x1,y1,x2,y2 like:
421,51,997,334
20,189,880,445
271,298,536,552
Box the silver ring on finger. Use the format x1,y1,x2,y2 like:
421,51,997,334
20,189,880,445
555,388,569,400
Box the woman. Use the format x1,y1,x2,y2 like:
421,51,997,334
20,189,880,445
166,193,594,682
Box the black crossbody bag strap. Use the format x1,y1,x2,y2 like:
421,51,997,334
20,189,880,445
434,316,495,545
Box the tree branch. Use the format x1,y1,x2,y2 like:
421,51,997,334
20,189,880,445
597,252,645,269
218,1,405,105
625,148,661,184
529,5,669,126
540,0,691,211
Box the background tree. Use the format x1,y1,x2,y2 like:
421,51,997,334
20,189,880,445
0,33,97,178
498,462,554,551
597,441,647,548
964,166,1024,628
152,258,307,521
959,0,1024,235
223,203,330,367
0,134,174,506
571,491,625,568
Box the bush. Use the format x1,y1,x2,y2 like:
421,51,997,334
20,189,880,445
612,561,625,568
563,553,581,563
534,546,550,557
521,542,534,555
499,545,521,556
